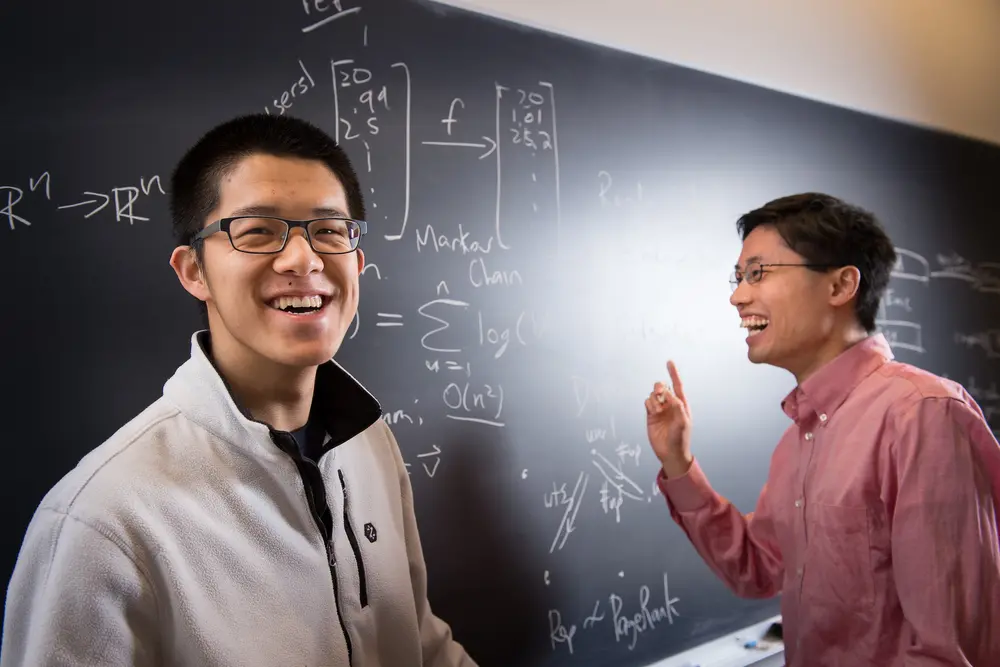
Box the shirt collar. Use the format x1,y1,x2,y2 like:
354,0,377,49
164,331,383,458
780,333,894,423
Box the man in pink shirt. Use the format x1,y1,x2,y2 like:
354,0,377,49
645,193,1000,666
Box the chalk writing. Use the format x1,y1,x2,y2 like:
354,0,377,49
882,288,912,313
582,600,606,629
469,257,522,288
598,171,644,210
442,381,504,426
381,398,423,427
3,172,164,230
548,609,576,655
416,223,494,254
571,375,619,418
954,330,1000,358
609,573,681,650
403,445,443,479
331,55,411,240
548,471,589,553
876,320,925,354
891,248,930,283
593,449,646,522
892,248,1000,293
0,186,31,230
301,0,360,33
584,415,617,444
930,253,1000,293
418,298,469,353
264,59,316,115
494,80,562,252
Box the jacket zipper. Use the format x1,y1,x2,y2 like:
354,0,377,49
304,479,354,663
273,433,354,663
338,469,369,608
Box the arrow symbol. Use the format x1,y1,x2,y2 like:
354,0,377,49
478,136,496,160
420,136,496,160
418,444,442,478
58,191,110,219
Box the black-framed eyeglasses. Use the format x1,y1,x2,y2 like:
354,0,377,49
730,261,836,292
193,216,367,255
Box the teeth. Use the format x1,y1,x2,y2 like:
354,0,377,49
271,295,324,311
740,316,770,329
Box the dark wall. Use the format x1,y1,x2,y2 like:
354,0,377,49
1,0,998,664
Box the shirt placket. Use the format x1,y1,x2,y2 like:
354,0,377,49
793,408,821,659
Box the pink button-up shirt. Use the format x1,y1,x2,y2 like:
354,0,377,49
659,334,1000,666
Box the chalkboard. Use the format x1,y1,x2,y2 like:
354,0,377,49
1,0,998,665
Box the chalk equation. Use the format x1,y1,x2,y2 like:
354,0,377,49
418,286,543,360
546,471,589,553
876,320,925,354
403,444,443,479
327,47,412,241
593,448,646,522
954,330,1000,358
549,572,681,654
891,247,1000,294
2,172,164,230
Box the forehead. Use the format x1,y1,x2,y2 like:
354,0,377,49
737,225,798,265
216,153,347,211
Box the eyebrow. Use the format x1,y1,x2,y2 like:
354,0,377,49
227,204,352,218
735,255,763,269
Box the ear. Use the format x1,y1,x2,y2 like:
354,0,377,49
828,265,861,307
169,246,211,303
355,248,365,275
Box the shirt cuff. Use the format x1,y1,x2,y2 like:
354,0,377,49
656,459,715,513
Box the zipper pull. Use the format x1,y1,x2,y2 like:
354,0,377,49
327,539,337,567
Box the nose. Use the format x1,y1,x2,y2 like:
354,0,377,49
729,279,751,308
272,229,324,275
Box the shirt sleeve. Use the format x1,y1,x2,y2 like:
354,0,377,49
381,423,479,667
657,459,784,598
0,508,161,667
890,397,1000,666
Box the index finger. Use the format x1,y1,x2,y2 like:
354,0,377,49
667,360,686,403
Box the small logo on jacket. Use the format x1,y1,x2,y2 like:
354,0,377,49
364,522,377,543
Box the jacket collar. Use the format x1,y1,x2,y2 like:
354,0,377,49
781,333,893,424
163,331,383,459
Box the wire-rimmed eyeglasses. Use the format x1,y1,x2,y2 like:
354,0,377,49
730,261,836,292
193,216,367,254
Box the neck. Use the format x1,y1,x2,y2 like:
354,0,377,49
791,325,869,385
207,332,317,432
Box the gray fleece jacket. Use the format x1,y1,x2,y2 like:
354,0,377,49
1,332,476,667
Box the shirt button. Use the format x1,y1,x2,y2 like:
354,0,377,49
796,567,803,577
819,413,828,423
794,498,803,508
804,432,814,441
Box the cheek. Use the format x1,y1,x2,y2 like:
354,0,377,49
205,257,262,313
328,258,360,292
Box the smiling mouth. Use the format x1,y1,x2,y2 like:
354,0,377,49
269,295,329,315
740,316,770,337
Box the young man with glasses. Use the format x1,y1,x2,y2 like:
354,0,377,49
644,193,1000,666
2,114,477,667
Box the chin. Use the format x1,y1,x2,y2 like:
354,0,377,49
747,348,770,366
270,339,343,368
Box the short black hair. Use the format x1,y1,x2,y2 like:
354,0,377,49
736,192,897,333
170,113,365,248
